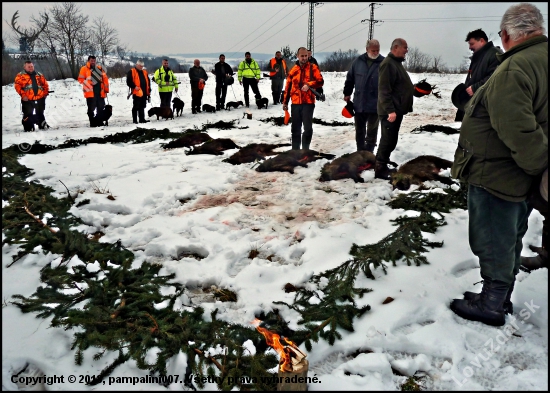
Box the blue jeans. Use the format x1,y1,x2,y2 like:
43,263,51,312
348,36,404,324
468,184,532,284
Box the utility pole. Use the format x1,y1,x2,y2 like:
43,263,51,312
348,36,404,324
302,2,323,56
361,3,383,41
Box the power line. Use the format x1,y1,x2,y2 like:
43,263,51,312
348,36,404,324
249,11,309,52
317,25,368,53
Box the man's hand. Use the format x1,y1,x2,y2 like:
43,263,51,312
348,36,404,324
301,84,310,92
239,81,242,85
344,96,350,102
282,104,288,111
175,88,178,93
22,96,29,101
388,112,397,123
466,86,474,96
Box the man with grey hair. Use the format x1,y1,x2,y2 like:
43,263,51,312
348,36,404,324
450,2,547,327
375,38,414,179
126,59,151,124
344,39,385,152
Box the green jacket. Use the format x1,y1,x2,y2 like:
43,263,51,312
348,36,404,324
452,35,548,202
237,59,260,82
154,67,179,92
377,53,414,116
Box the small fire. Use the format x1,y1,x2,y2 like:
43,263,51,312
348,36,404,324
252,319,306,372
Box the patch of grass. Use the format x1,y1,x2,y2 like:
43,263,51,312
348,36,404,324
401,376,422,391
213,288,238,302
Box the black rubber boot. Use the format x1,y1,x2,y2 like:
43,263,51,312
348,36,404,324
272,92,279,105
451,279,509,326
302,134,312,150
132,109,138,124
463,276,514,315
374,161,397,180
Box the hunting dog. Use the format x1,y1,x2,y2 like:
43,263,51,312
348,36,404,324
163,132,212,149
256,149,335,174
91,104,113,127
202,104,216,113
148,107,174,120
185,138,240,156
391,155,455,190
226,101,244,111
222,143,291,165
319,151,376,183
172,98,185,117
256,97,269,110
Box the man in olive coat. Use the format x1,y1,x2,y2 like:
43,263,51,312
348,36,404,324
450,3,548,327
375,38,414,180
454,29,503,121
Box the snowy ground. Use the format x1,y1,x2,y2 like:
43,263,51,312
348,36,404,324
2,69,547,391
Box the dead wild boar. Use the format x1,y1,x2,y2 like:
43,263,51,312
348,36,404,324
185,138,241,156
256,149,336,174
163,133,212,149
222,143,291,165
319,150,376,183
391,155,455,190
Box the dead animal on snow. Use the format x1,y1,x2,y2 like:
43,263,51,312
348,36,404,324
222,143,291,165
391,155,455,190
185,138,241,155
163,132,212,149
318,150,376,183
256,149,336,174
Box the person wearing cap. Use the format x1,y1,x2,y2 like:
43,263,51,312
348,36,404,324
126,59,151,124
154,59,179,109
78,55,109,127
449,3,547,327
343,39,384,152
376,38,414,180
282,47,324,150
189,59,208,114
212,54,234,111
268,51,288,105
454,29,502,121
237,52,261,108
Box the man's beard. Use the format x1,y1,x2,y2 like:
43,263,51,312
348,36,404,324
367,53,379,60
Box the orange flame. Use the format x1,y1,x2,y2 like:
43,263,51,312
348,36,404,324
253,319,294,372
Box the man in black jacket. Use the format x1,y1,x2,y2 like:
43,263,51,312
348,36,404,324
454,29,502,121
212,54,234,110
343,39,384,152
189,59,208,114
376,38,415,180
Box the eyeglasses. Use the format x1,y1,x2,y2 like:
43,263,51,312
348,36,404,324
498,30,502,37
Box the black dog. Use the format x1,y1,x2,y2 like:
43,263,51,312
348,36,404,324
172,98,185,117
202,104,216,113
256,97,269,110
91,105,113,127
225,101,244,111
148,107,174,120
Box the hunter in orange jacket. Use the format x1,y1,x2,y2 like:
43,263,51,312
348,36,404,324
283,57,323,106
15,64,49,101
78,59,109,98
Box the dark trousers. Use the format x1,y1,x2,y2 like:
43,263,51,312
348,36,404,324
215,83,228,108
376,114,404,164
86,96,105,124
21,98,46,128
271,79,284,104
191,86,204,110
242,78,260,107
468,184,532,284
290,104,315,150
159,92,172,108
354,112,379,151
132,96,147,122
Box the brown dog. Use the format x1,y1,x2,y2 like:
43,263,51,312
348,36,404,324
391,155,455,190
148,107,174,120
163,132,212,149
222,143,291,165
319,150,376,183
256,149,335,174
185,138,240,155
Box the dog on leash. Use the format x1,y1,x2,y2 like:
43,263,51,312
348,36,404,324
202,104,216,113
90,105,113,127
319,151,376,183
390,155,455,190
172,98,185,117
148,107,174,120
225,101,244,110
256,97,269,110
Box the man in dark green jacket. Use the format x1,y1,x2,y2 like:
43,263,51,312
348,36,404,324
375,38,415,179
450,3,548,327
454,29,503,121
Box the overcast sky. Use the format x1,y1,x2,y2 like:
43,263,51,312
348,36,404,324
2,2,548,67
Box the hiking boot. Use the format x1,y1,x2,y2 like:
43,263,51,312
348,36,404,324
463,276,514,315
139,119,150,124
192,109,197,114
451,279,509,326
133,121,139,124
374,161,397,180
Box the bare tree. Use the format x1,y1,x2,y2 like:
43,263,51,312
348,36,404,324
321,49,359,72
8,10,49,55
47,2,91,79
430,55,445,73
403,47,431,73
92,16,118,64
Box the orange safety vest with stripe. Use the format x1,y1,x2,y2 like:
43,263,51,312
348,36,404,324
14,71,49,100
131,68,150,97
269,58,287,78
77,62,109,98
